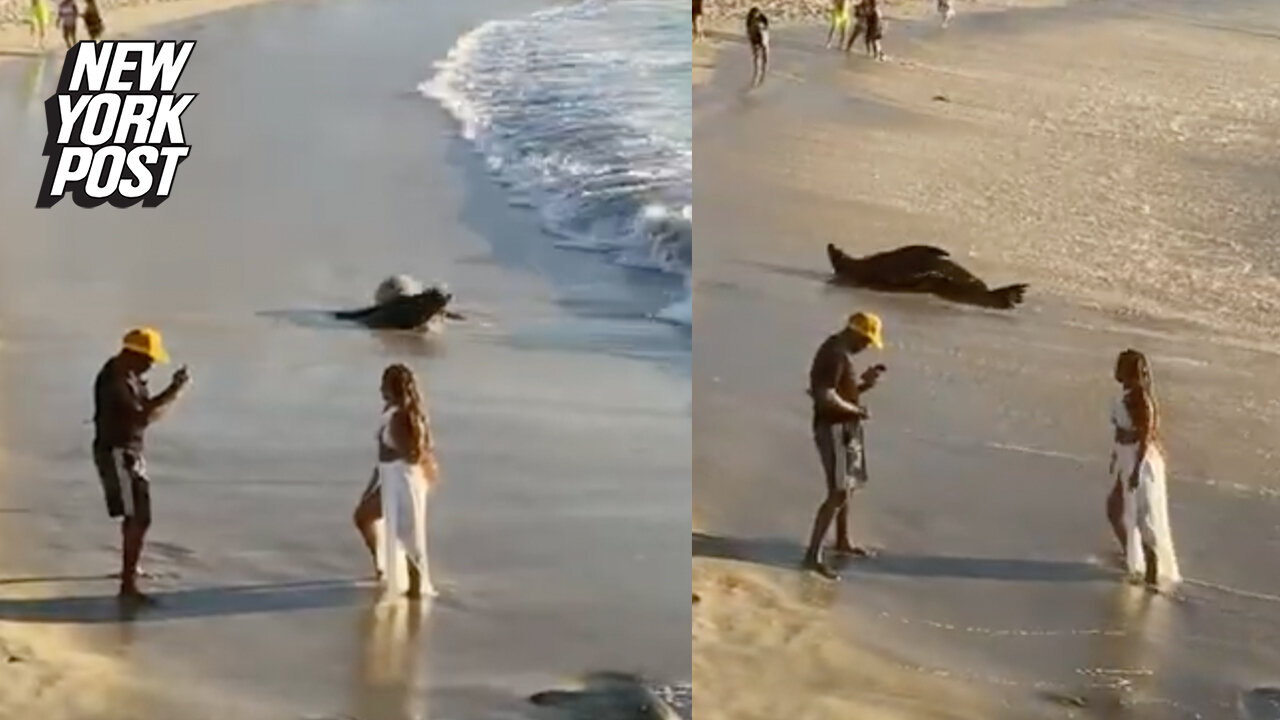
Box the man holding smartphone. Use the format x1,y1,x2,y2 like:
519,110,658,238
92,327,190,604
802,312,885,580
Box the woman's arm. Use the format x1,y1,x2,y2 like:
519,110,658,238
388,409,417,463
389,409,435,477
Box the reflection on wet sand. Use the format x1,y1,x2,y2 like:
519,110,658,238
348,600,430,720
1078,585,1176,719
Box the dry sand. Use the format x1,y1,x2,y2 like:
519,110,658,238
698,0,1066,26
2,0,290,714
0,0,285,60
695,0,1280,718
0,0,690,716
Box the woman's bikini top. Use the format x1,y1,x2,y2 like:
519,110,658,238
378,408,402,461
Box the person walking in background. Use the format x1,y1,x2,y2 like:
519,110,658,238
843,0,866,54
937,0,955,28
28,0,51,49
693,0,704,42
83,0,103,42
56,0,77,48
746,6,770,88
801,312,886,580
353,364,438,599
864,0,885,60
825,0,851,50
1108,349,1181,588
92,328,190,604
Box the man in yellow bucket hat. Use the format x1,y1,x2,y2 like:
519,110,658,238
803,311,885,580
91,327,190,604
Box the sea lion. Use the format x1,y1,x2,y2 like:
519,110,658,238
826,243,1028,309
528,672,684,720
331,276,457,330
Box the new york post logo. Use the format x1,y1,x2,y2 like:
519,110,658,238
37,41,196,209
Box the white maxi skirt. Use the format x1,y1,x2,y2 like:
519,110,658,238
1113,443,1181,584
375,459,434,597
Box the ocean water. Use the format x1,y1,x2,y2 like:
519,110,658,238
421,0,693,327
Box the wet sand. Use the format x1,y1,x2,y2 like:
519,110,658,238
695,0,1280,718
0,0,690,717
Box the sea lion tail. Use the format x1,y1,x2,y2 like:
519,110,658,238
989,283,1029,309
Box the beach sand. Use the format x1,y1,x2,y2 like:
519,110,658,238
695,0,1280,718
0,0,286,60
0,0,690,717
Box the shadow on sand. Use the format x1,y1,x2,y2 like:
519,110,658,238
255,309,445,357
0,578,374,624
693,532,1115,583
0,573,115,587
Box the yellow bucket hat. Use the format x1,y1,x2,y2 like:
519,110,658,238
121,327,171,364
846,312,884,349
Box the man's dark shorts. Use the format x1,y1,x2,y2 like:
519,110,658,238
93,446,152,525
813,420,867,496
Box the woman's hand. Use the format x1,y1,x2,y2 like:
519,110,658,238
1127,467,1140,491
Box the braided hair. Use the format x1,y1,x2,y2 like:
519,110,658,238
382,364,434,474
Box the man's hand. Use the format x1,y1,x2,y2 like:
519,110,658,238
860,364,886,389
171,365,191,391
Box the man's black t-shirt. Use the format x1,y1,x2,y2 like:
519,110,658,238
809,333,861,426
93,356,149,451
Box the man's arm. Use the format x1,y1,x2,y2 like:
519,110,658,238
140,367,190,424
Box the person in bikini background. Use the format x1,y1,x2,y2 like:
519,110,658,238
353,363,438,599
746,6,770,88
825,0,851,50
56,0,76,48
1107,349,1181,588
92,328,191,604
802,312,886,580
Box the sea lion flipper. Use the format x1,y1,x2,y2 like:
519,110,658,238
988,283,1029,309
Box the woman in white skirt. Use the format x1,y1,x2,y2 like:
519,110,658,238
1107,349,1181,588
353,363,438,599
